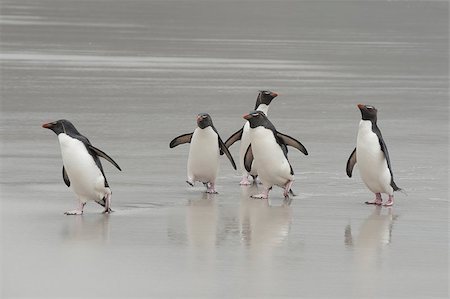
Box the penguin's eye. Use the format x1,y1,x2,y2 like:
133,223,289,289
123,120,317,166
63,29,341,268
366,106,373,110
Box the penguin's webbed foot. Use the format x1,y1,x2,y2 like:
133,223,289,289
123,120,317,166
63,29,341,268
103,193,112,214
283,180,294,198
65,201,85,215
205,182,218,194
365,193,382,205
365,200,382,205
64,210,83,215
102,208,113,214
239,176,252,186
383,195,394,207
251,193,269,199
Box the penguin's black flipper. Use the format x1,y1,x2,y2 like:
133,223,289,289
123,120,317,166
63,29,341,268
169,133,193,148
276,132,308,155
62,166,70,187
372,125,401,191
346,148,357,178
218,137,237,170
224,127,243,148
244,145,254,173
88,145,122,171
378,139,400,190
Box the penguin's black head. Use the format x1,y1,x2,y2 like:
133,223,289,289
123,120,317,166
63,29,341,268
255,90,278,109
42,119,80,136
357,104,378,122
243,110,267,128
197,113,213,129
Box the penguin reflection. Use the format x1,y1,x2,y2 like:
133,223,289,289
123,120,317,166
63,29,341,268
240,187,293,256
63,215,110,245
186,193,218,259
345,207,398,297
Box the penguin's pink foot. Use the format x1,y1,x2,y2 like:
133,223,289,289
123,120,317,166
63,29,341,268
283,180,294,198
251,193,268,199
365,200,382,205
102,208,113,214
206,182,218,194
102,194,112,213
64,210,83,215
383,195,394,207
365,193,382,205
239,176,251,186
65,202,85,215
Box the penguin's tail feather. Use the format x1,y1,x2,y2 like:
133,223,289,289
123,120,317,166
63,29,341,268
391,180,401,191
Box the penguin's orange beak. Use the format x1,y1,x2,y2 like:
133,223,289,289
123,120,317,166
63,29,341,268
271,92,278,97
243,114,252,120
357,104,365,109
42,122,52,129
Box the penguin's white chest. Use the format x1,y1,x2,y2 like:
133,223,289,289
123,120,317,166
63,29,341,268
356,121,391,194
58,134,106,201
250,127,292,187
187,127,219,183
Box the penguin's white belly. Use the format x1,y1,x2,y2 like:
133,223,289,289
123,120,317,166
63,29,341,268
251,127,292,187
58,134,106,202
356,122,392,194
188,127,219,183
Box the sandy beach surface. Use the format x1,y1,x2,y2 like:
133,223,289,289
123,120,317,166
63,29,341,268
1,0,448,298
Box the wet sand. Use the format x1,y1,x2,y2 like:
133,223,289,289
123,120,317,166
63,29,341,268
1,0,448,298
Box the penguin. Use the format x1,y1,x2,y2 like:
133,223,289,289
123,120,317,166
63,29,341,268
225,90,278,185
42,119,122,215
346,104,401,206
242,111,308,199
169,113,237,194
